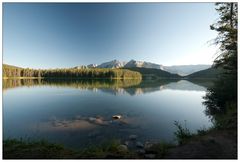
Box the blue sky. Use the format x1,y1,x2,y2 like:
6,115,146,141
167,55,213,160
3,3,218,69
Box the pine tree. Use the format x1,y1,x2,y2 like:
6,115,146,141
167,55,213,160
203,3,237,129
210,3,237,74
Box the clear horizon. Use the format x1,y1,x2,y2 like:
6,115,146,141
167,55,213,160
3,3,218,68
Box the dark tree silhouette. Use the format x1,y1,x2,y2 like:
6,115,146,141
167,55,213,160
203,3,237,129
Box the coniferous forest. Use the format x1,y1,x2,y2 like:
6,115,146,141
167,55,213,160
3,64,142,79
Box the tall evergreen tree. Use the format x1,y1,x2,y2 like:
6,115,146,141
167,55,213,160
203,3,237,129
210,3,237,73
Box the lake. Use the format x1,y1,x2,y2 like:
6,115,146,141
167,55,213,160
3,79,212,148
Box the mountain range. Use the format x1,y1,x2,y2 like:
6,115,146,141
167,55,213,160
75,59,211,76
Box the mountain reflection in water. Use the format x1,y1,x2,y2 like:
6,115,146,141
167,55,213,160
3,78,213,148
3,79,210,95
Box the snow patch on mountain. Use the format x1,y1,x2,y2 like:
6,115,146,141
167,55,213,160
97,59,126,68
75,59,211,76
124,59,162,69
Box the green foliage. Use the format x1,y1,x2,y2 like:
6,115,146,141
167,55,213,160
203,75,236,115
203,3,237,130
209,102,237,130
196,127,210,136
174,121,192,145
3,138,176,159
76,139,135,159
203,71,237,129
210,3,238,72
3,138,137,159
3,139,75,159
3,64,142,79
2,64,23,78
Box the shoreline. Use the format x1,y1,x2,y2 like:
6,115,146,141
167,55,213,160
3,128,237,159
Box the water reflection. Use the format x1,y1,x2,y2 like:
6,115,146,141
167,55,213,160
3,79,141,90
162,80,207,91
3,79,209,95
3,78,212,148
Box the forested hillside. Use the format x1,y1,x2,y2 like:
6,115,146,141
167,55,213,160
124,67,181,79
186,67,223,79
3,64,142,79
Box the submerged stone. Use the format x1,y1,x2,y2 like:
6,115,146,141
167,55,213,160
117,145,128,152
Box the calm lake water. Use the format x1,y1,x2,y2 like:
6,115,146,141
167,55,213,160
3,79,212,148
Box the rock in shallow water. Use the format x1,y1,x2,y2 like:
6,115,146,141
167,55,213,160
112,115,122,120
117,145,128,152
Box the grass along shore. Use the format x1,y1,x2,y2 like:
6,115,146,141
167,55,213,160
4,130,236,159
3,138,174,159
